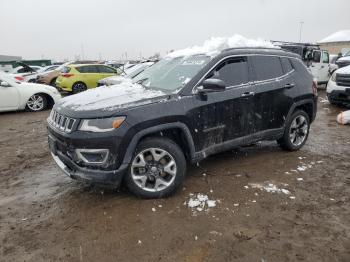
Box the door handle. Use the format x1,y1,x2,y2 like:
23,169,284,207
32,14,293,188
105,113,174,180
284,83,295,89
240,91,255,97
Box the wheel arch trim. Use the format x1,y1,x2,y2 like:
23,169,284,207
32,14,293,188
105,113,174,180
121,122,196,165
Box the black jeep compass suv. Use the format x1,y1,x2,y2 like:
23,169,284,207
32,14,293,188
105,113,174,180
48,47,317,198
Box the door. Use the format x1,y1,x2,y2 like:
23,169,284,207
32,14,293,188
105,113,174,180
310,50,329,83
97,65,118,85
0,80,19,111
250,55,294,133
189,56,255,151
77,65,100,88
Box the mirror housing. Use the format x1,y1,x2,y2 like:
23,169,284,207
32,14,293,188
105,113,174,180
198,78,226,93
0,81,11,87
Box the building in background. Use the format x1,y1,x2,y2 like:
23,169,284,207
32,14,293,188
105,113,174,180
0,54,51,72
0,55,22,72
318,30,350,55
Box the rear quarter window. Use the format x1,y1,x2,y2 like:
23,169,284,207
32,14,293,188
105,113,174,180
251,56,284,81
280,57,294,74
60,66,71,73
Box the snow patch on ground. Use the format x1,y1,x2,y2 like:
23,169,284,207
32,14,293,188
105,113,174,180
186,193,217,212
167,35,277,58
248,183,291,195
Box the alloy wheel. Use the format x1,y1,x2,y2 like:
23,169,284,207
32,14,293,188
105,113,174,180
131,148,177,192
289,115,308,146
27,95,44,111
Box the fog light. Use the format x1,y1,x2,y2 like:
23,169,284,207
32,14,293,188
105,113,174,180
75,149,109,165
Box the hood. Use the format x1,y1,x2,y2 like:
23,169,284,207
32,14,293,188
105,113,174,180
335,65,350,74
100,75,128,86
15,61,36,72
55,79,168,118
338,56,350,62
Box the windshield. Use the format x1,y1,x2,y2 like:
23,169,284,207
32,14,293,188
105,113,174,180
132,55,211,93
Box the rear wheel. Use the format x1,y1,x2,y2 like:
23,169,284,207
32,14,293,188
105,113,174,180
26,94,47,112
278,110,310,151
72,82,87,94
125,137,186,199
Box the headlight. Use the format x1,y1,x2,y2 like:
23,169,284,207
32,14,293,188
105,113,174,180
79,116,126,132
331,72,337,82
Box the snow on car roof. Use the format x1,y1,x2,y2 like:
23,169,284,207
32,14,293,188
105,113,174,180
318,30,350,43
166,34,277,58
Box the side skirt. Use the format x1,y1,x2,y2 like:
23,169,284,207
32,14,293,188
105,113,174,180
193,128,284,162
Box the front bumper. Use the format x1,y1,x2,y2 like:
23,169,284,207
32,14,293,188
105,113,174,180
48,124,130,187
327,89,350,105
51,151,128,187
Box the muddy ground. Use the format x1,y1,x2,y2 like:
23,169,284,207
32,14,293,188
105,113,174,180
0,90,349,262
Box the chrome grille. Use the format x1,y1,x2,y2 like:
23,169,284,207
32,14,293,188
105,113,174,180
336,74,350,87
49,110,76,133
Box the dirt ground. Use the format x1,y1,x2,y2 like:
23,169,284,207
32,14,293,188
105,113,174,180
0,90,349,262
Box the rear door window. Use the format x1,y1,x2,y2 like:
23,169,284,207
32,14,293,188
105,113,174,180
322,51,329,63
76,66,98,73
251,56,284,81
208,57,249,87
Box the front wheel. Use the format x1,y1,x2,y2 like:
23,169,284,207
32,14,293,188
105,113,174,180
125,137,186,199
26,94,47,112
278,110,310,151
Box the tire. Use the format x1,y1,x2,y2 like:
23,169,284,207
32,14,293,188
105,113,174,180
278,110,310,151
125,137,186,199
26,94,47,112
327,94,337,106
72,82,87,94
50,78,57,87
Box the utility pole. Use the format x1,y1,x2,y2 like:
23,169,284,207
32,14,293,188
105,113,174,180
299,21,304,43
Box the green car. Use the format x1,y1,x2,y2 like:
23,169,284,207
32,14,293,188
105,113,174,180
56,64,120,93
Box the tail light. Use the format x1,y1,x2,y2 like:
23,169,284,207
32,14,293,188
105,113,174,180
312,80,318,96
61,73,74,78
15,76,25,81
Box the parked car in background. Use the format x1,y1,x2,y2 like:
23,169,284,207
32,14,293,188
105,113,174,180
12,65,42,74
48,47,317,198
55,64,119,93
327,65,350,106
36,62,72,86
336,51,350,69
25,65,61,82
0,72,61,112
274,41,331,85
97,61,155,86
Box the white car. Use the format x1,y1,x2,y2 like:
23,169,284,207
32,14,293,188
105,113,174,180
98,61,155,86
12,65,43,74
0,72,62,112
327,65,350,106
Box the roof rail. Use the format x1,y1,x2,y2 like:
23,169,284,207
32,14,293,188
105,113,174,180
221,46,281,53
271,40,320,47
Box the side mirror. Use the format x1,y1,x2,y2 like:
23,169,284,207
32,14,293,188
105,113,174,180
198,78,226,93
0,81,11,87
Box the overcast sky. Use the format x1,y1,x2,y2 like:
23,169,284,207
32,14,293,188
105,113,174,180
1,0,349,61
